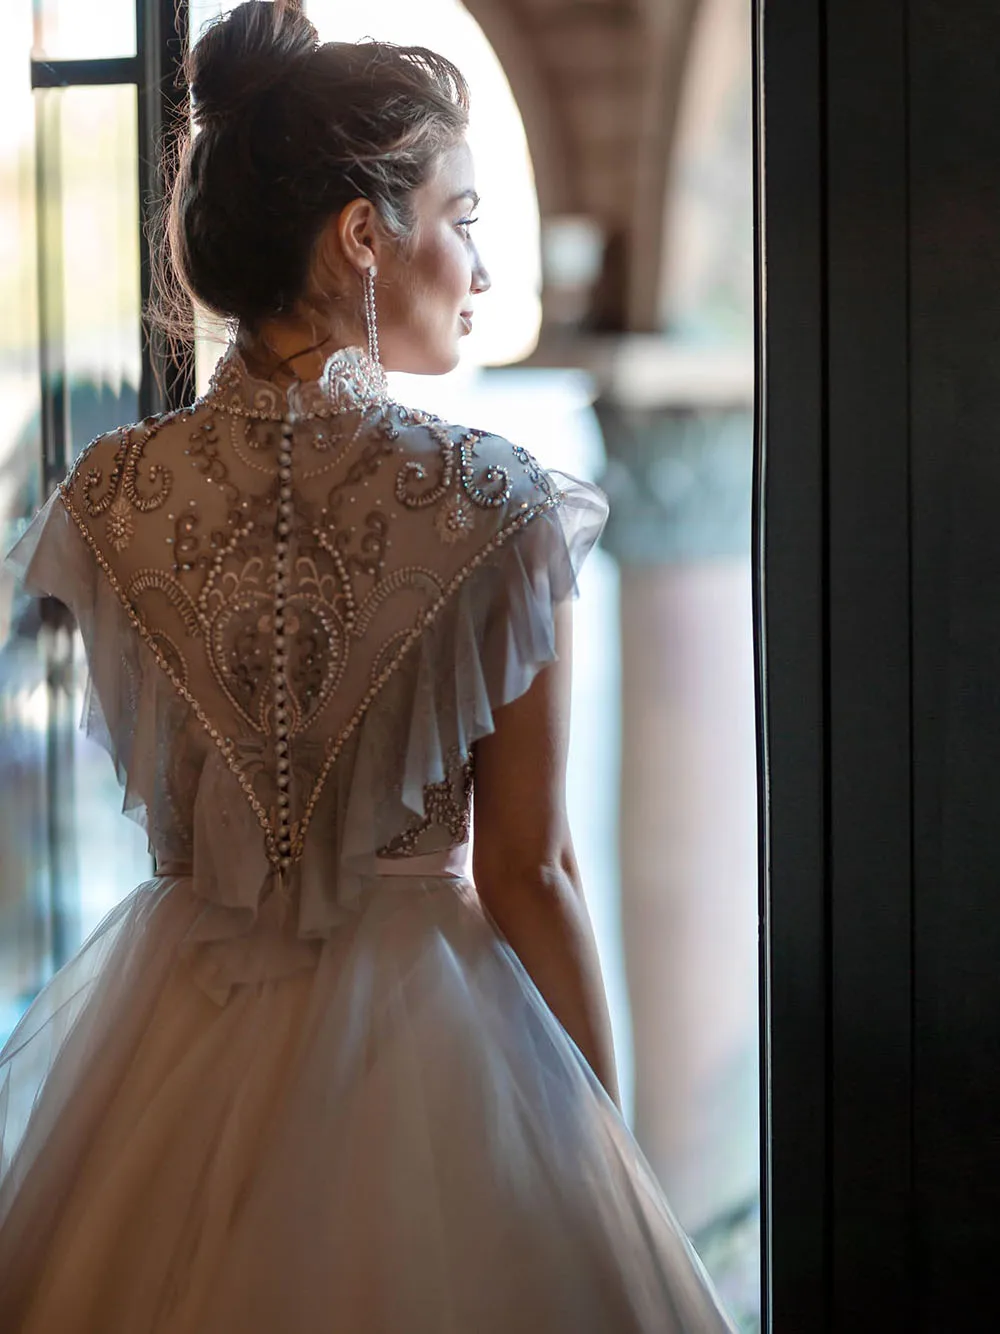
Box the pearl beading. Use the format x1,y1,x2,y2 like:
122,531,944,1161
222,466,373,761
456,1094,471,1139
60,400,570,882
291,492,563,855
62,479,562,875
70,410,188,528
204,345,390,423
59,485,278,850
273,419,295,873
379,748,474,857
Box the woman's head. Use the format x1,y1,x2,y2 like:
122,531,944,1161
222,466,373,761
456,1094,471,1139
165,0,489,374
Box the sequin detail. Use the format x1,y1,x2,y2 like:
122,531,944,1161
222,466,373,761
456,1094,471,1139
205,344,390,421
435,494,474,545
106,495,134,552
378,750,474,858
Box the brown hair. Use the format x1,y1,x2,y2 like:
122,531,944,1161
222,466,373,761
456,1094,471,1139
157,0,469,337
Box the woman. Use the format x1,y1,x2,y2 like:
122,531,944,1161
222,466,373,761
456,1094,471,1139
0,3,735,1329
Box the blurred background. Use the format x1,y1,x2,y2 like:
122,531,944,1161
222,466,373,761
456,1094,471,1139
0,0,757,1324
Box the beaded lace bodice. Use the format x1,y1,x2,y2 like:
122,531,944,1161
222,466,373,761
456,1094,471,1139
57,346,563,881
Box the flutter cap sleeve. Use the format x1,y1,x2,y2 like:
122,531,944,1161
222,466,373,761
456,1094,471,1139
403,466,608,786
325,460,609,906
5,484,193,853
7,489,95,607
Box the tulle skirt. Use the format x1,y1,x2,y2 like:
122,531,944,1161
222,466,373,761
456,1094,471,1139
0,873,734,1332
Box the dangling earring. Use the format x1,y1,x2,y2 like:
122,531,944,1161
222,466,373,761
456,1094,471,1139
363,266,380,366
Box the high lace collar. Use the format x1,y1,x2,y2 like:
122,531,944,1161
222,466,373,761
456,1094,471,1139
204,344,391,421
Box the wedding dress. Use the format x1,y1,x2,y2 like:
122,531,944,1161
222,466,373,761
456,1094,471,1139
0,345,735,1332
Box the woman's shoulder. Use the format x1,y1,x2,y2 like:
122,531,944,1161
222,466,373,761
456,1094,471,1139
386,403,567,523
386,403,609,569
61,404,199,516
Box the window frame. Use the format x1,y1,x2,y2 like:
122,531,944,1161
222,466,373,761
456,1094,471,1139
29,0,195,493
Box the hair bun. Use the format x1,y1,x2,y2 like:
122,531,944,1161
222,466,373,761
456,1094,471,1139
189,0,318,126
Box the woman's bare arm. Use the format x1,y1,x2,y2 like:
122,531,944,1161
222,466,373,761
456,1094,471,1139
472,602,621,1109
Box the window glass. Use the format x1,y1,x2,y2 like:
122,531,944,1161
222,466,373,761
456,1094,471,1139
50,84,143,454
1,0,49,1040
32,0,136,61
0,58,149,1045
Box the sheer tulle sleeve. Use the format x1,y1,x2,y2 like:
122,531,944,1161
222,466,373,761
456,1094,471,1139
323,469,609,904
397,468,607,813
4,490,201,862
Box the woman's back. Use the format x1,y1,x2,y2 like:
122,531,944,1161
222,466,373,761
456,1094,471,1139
16,345,594,997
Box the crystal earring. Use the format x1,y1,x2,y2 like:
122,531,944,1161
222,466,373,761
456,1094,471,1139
363,266,380,366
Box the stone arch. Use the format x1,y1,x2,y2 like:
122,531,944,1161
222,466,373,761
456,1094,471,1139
458,0,575,218
462,0,705,332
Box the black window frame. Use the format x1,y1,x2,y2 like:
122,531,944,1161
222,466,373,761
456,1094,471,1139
29,0,195,493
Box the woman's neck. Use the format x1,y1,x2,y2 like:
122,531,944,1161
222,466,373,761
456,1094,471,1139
238,312,365,387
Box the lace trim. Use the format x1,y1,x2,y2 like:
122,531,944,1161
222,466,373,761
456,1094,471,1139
377,749,474,858
59,481,563,873
203,345,391,422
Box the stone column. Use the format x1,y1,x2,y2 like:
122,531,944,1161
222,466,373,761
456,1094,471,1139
595,396,759,1237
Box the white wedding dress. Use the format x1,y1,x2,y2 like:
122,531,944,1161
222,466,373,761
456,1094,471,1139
0,346,735,1332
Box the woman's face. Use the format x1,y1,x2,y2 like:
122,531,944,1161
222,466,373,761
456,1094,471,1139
376,139,491,375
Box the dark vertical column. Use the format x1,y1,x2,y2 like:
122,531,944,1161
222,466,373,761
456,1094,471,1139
757,2,831,1327
764,0,916,1323
824,3,914,1326
908,2,1000,1324
764,0,1000,1328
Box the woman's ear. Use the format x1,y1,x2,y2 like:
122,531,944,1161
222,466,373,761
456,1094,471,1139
337,198,380,274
